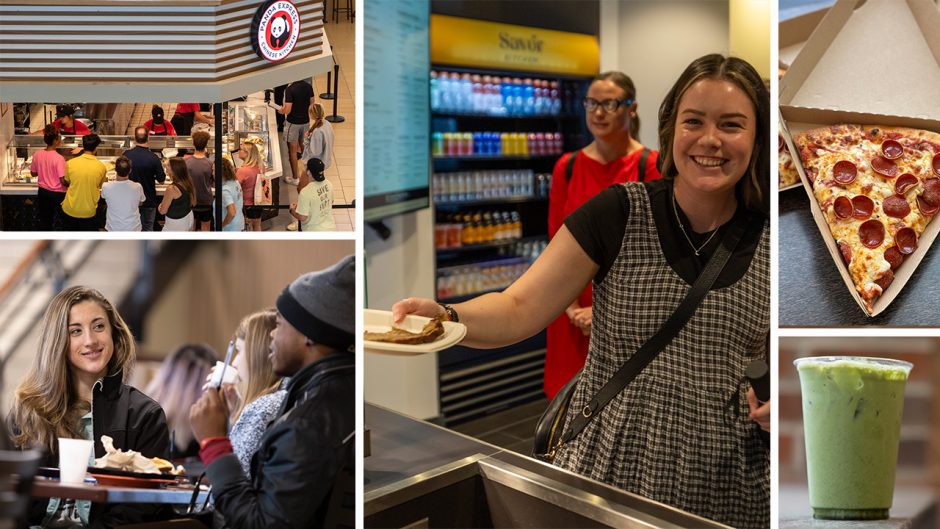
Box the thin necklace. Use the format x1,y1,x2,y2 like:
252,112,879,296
672,193,720,256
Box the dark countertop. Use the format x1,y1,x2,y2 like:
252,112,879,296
779,188,940,326
780,485,938,529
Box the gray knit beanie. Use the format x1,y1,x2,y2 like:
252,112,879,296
276,255,355,352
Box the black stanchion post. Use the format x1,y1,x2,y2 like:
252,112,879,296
326,63,345,123
320,46,335,100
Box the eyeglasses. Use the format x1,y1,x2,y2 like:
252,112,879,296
582,97,633,113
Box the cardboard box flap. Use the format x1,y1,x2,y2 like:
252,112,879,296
779,8,829,66
782,0,940,120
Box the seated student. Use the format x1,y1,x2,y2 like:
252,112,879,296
101,156,145,231
143,105,177,136
9,286,171,528
289,158,335,232
190,256,355,529
61,134,107,232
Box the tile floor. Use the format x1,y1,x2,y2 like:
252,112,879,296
125,16,356,232
450,398,548,456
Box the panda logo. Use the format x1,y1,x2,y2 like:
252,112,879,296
252,0,300,62
268,14,290,49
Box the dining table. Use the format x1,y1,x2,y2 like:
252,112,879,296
29,476,209,504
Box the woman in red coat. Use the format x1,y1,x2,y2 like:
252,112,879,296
544,72,662,398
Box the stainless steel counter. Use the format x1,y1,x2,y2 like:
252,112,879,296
365,404,733,529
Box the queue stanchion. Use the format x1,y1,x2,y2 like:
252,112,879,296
320,70,334,100
325,63,345,123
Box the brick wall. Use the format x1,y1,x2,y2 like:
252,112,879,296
779,337,940,486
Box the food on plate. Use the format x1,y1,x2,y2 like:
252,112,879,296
779,132,800,189
150,456,186,476
93,435,161,474
364,316,445,345
793,124,940,312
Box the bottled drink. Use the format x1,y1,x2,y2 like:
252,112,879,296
430,71,440,112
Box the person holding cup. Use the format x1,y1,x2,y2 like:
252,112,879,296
8,286,171,528
392,55,770,528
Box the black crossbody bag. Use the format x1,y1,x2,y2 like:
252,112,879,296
533,213,751,462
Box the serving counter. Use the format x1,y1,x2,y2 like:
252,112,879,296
0,101,282,230
364,404,732,529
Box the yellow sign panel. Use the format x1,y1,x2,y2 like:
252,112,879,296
430,14,599,77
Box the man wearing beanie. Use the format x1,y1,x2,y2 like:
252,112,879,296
190,255,355,529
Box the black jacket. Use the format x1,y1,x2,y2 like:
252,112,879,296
28,370,171,528
206,353,355,529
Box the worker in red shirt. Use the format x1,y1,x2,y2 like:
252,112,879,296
170,103,214,136
143,105,177,136
52,105,91,136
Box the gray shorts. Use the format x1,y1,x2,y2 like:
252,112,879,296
283,121,308,144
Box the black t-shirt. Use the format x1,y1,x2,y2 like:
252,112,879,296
284,80,314,124
564,179,766,288
123,146,167,208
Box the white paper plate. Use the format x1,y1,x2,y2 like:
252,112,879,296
363,309,467,355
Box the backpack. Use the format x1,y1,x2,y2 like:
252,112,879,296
254,172,273,205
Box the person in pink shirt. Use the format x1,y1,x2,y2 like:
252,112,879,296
30,124,68,230
236,141,264,231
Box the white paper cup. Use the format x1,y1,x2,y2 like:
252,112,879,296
59,438,94,484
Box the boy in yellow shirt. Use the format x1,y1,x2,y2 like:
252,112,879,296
61,134,106,231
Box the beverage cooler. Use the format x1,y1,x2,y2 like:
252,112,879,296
429,65,591,426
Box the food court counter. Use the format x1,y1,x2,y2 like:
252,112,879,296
364,404,732,529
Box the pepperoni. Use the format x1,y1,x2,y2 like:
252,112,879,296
917,194,940,216
895,173,918,195
895,227,917,255
881,139,903,160
838,240,852,266
874,269,894,291
833,196,853,219
884,246,904,270
832,160,857,185
933,153,940,177
923,178,940,206
882,194,911,218
851,195,874,219
871,155,898,178
858,219,885,248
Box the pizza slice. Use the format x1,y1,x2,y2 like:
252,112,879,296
779,133,801,189
793,124,940,313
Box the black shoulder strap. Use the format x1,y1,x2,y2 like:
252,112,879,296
637,147,650,182
564,150,579,183
559,213,752,446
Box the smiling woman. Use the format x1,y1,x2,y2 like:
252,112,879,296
8,285,172,527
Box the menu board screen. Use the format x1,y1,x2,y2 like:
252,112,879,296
364,0,430,221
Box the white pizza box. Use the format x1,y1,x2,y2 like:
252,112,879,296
779,7,829,69
779,0,940,317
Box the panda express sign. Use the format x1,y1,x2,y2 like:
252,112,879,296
251,0,301,62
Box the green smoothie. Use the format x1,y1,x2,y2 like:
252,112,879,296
795,356,911,520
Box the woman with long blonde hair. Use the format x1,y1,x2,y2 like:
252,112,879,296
9,286,170,527
236,142,264,231
158,157,196,231
299,102,333,192
223,309,285,477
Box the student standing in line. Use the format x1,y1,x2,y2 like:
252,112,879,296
100,156,145,231
290,158,335,232
122,126,167,231
158,157,196,231
31,124,67,230
61,134,106,231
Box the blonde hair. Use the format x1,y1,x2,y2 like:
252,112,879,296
167,157,197,207
10,287,135,453
231,310,281,423
307,103,325,134
240,142,262,171
144,344,216,451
